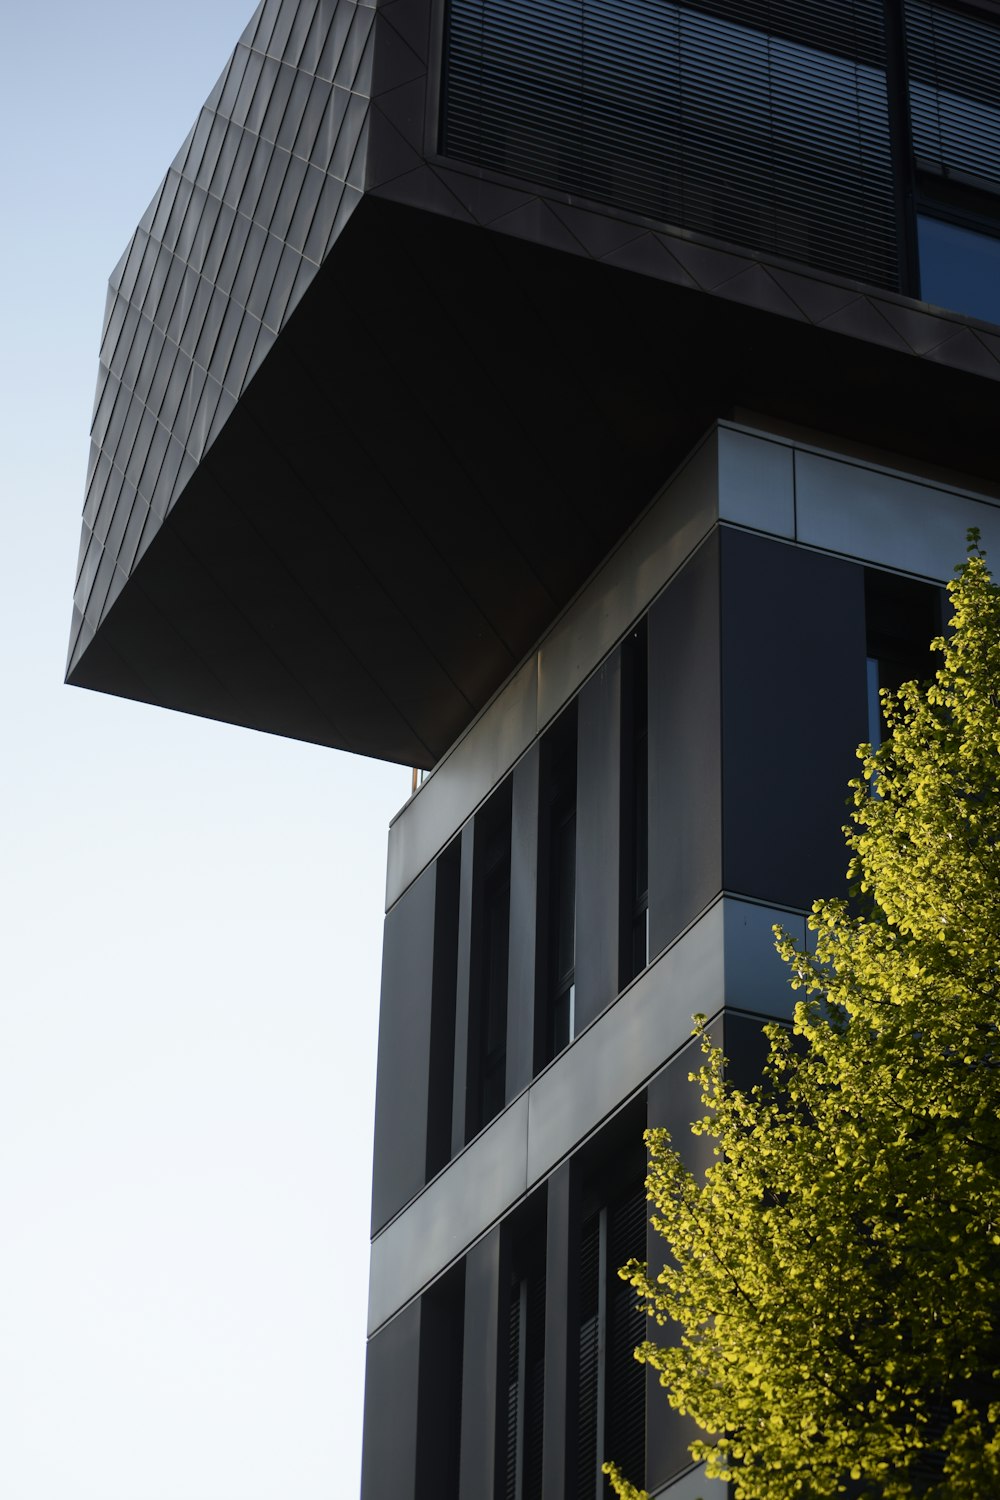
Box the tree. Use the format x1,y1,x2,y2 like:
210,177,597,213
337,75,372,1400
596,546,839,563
605,539,1000,1500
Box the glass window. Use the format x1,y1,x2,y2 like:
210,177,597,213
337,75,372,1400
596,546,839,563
917,213,1000,325
504,1243,546,1500
537,708,578,1070
620,621,649,988
467,783,513,1140
864,568,943,747
576,1180,647,1498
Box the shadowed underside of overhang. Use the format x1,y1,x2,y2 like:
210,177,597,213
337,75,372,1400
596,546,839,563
66,193,1000,766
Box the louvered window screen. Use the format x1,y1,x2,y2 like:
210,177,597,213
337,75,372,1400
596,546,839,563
575,1185,647,1498
505,1267,546,1500
442,0,900,288
604,1186,647,1491
576,1213,601,1498
906,0,1000,193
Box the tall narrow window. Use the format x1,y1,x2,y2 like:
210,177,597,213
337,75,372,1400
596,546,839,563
576,1180,647,1498
906,0,1000,323
620,621,649,987
536,708,577,1069
427,837,461,1180
416,1263,465,1500
504,1240,546,1500
865,569,943,749
468,782,512,1140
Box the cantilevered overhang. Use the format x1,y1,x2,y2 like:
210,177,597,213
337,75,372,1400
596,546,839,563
68,0,1000,767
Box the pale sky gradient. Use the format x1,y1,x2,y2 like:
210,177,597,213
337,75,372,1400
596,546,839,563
0,5,410,1496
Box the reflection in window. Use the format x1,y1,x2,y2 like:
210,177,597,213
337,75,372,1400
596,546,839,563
917,215,1000,326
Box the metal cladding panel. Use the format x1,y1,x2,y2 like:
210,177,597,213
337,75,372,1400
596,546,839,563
719,529,868,910
647,534,722,956
69,0,375,680
371,861,437,1234
360,1296,421,1500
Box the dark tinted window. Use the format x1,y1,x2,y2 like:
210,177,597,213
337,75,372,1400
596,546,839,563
865,568,943,746
536,708,578,1068
468,782,513,1140
620,621,649,987
917,214,1000,325
576,1180,647,1498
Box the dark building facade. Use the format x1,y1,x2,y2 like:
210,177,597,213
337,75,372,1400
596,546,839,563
68,1,1000,1496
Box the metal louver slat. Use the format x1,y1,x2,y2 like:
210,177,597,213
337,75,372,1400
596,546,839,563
441,0,900,290
505,1285,520,1500
605,1184,647,1492
577,1212,601,1500
523,1270,546,1500
906,0,1000,191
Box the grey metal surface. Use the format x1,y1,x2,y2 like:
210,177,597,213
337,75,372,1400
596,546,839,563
648,533,723,955
794,448,1000,578
360,1294,421,1500
70,0,375,675
370,860,437,1233
716,427,795,538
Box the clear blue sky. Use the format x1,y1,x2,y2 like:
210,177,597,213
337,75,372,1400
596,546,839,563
0,5,409,1496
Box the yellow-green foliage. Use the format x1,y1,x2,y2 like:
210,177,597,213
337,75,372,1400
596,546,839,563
605,541,1000,1500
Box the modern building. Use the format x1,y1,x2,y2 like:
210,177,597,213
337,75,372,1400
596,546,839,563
68,0,1000,1496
